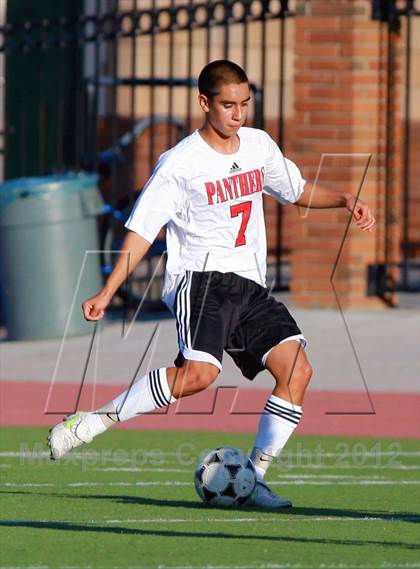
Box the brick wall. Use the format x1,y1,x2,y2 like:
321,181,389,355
289,0,403,309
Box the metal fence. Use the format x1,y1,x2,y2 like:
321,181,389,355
372,0,420,293
1,0,296,293
1,1,418,297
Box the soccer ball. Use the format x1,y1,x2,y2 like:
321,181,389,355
194,447,257,508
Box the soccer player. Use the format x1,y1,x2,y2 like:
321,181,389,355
48,60,376,508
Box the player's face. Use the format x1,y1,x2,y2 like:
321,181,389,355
199,82,251,138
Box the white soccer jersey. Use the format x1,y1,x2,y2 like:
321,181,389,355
125,127,306,310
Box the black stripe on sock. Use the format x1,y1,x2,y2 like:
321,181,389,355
152,370,168,408
148,371,166,408
264,405,300,425
264,407,302,424
268,411,300,425
147,372,160,408
266,400,303,416
265,400,302,419
154,369,171,406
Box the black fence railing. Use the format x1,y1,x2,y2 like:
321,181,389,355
0,1,294,51
3,1,419,298
370,0,420,294
2,0,296,294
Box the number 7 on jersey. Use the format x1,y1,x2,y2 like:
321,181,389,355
230,201,252,247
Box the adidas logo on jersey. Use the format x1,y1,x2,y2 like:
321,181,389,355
229,162,241,173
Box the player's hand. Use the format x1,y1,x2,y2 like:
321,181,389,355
82,290,112,321
345,195,376,233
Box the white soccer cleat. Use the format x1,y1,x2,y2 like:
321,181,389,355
244,481,292,509
48,412,93,460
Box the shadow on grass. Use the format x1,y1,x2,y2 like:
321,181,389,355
0,518,419,549
3,489,420,525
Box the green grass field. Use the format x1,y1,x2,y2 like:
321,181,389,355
1,427,419,569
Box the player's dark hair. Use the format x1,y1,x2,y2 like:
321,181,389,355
198,60,249,99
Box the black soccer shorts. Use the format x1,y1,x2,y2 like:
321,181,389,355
173,271,306,380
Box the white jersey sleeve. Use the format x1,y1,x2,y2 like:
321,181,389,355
124,154,184,244
263,133,306,204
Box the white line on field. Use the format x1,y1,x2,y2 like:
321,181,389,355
94,467,190,473
8,465,404,479
118,450,420,458
5,450,420,471
84,466,420,473
3,516,419,525
0,482,186,488
1,480,419,488
7,458,420,471
0,563,420,569
274,480,420,486
2,450,420,459
92,471,391,479
278,474,387,479
107,516,419,523
282,465,420,471
289,451,420,457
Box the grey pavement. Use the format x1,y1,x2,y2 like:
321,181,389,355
1,293,418,394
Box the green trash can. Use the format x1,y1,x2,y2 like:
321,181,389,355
0,173,104,340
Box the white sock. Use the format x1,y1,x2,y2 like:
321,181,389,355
84,368,176,437
113,367,176,421
82,412,110,437
250,394,303,481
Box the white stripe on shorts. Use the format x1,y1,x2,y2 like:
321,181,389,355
176,273,188,348
185,272,192,348
180,346,222,372
176,271,193,350
261,334,307,367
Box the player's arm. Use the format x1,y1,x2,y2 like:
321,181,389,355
295,183,376,233
82,231,151,321
82,155,182,321
263,135,376,233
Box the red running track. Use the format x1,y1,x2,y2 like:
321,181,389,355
0,381,419,439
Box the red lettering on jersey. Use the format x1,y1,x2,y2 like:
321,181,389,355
239,173,250,196
205,182,216,205
230,175,240,198
216,180,227,203
255,168,263,191
247,171,256,194
223,178,234,200
204,167,264,205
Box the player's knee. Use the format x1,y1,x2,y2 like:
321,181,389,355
292,359,313,390
180,364,219,394
274,357,312,394
190,369,218,392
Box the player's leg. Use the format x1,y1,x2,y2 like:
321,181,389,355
265,338,312,404
244,339,312,508
48,360,219,459
250,339,312,483
226,277,310,507
48,270,226,459
244,340,312,509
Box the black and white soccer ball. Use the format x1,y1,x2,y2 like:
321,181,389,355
194,447,257,508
